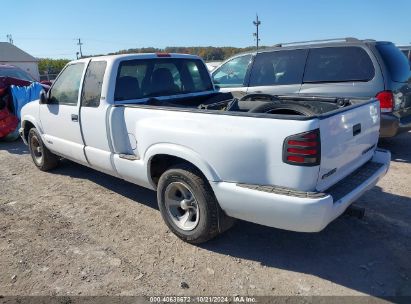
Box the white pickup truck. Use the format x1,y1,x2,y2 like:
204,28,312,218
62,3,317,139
20,53,390,243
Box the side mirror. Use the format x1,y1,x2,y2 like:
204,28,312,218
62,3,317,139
39,90,50,104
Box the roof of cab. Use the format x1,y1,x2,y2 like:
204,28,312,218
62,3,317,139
69,53,202,65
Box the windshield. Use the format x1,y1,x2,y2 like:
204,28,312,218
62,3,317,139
0,67,35,82
115,58,213,101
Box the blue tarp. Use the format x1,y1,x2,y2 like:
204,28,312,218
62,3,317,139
10,82,43,119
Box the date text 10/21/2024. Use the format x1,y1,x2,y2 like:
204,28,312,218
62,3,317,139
149,296,257,303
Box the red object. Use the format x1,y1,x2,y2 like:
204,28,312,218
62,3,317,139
0,76,31,88
283,129,321,166
287,148,317,155
376,91,394,113
0,111,18,138
287,155,305,163
287,140,317,147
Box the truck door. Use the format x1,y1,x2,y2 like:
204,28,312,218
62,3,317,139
78,60,115,175
39,62,88,165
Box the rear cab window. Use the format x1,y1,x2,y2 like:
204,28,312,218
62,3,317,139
114,58,213,102
249,49,307,86
375,43,411,83
303,47,375,83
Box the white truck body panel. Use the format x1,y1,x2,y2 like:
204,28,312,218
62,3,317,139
114,106,321,190
316,102,380,191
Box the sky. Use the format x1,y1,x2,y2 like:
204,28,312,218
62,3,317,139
1,0,410,59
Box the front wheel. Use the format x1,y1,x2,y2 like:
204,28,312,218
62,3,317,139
157,164,231,244
28,128,59,171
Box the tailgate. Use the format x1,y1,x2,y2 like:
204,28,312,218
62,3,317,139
316,99,380,192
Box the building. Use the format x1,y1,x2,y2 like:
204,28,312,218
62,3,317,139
0,42,39,81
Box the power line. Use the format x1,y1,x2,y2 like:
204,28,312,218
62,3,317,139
6,34,13,44
77,38,83,59
253,14,261,50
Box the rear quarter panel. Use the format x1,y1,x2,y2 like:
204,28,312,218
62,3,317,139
111,107,321,191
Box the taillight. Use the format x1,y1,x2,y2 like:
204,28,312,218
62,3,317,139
283,129,321,166
376,91,394,113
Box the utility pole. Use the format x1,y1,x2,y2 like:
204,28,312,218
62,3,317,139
6,34,13,44
253,14,261,50
77,38,83,58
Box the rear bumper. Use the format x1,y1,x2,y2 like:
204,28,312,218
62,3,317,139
211,149,390,232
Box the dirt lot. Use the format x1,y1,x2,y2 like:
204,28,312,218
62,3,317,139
0,131,410,297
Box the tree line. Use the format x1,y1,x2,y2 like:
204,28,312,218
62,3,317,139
110,46,261,61
38,46,265,75
38,58,70,75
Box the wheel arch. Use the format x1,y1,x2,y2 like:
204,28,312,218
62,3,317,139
144,143,221,189
21,117,40,144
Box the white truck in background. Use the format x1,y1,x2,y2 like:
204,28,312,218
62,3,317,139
20,53,390,243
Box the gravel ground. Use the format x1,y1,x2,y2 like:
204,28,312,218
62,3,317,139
0,131,410,297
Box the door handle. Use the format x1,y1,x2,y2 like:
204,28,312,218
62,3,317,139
353,123,361,136
71,114,79,122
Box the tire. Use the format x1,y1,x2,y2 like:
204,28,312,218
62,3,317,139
157,164,233,244
28,128,59,171
248,102,316,116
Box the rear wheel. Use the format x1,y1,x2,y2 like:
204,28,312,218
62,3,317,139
28,128,59,171
157,164,232,244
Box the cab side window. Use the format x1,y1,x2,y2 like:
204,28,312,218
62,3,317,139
49,63,84,106
81,61,107,107
212,55,252,88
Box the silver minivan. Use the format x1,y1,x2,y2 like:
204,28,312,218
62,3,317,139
212,38,411,138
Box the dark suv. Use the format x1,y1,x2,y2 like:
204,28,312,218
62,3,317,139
212,38,411,138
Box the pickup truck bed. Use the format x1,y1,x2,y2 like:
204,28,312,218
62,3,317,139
19,53,390,243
